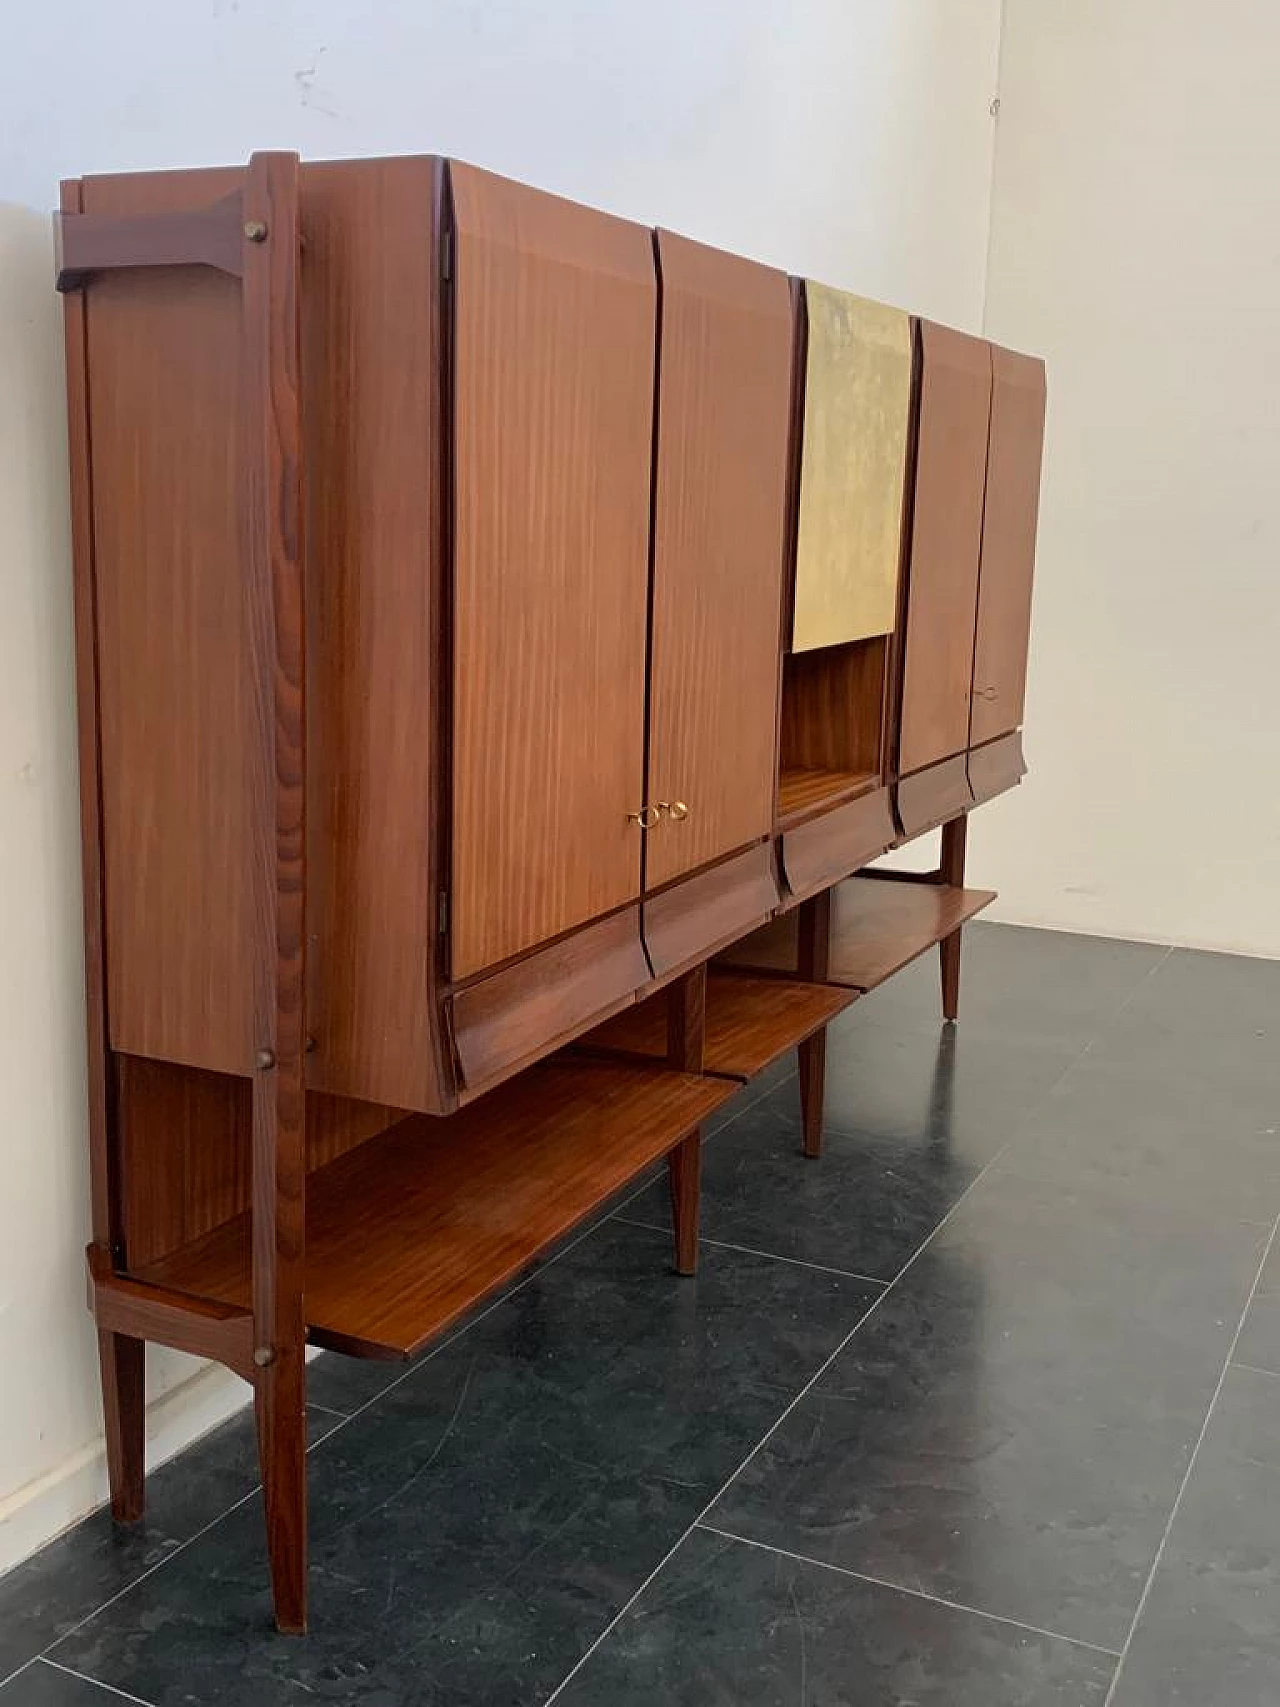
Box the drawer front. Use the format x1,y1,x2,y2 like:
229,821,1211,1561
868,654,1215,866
644,842,780,980
895,755,974,840
781,787,895,903
968,730,1027,807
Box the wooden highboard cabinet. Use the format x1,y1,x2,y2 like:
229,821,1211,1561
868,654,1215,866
55,149,1045,1633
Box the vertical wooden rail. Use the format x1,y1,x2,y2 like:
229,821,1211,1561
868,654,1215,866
939,813,968,1022
796,889,831,1158
60,178,146,1522
665,965,707,1275
241,152,309,1634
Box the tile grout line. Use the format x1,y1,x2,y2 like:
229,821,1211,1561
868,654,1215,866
1101,1207,1280,1706
543,1103,1040,1704
305,1401,352,1421
0,1659,36,1695
39,1655,159,1706
611,1214,887,1288
1228,1359,1280,1382
31,1075,783,1669
696,1522,1123,1660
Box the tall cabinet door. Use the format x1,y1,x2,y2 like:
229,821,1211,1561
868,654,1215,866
449,163,657,980
898,323,992,776
645,231,793,891
970,345,1046,746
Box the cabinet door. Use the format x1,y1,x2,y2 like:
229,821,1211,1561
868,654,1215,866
645,231,792,891
970,345,1046,746
898,323,992,776
449,163,656,979
791,285,913,653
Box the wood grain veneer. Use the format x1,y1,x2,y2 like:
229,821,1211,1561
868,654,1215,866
583,971,855,1080
138,1059,734,1359
970,346,1046,746
898,323,992,777
449,161,655,978
895,753,974,839
643,842,779,980
780,786,895,901
301,156,452,1113
967,730,1027,807
645,231,792,888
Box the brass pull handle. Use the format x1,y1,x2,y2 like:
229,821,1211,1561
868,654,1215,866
663,800,690,821
973,686,998,702
627,805,661,829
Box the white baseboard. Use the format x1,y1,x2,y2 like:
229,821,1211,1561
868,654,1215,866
0,1364,251,1577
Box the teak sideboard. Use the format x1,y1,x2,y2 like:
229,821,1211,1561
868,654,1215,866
54,151,1045,1632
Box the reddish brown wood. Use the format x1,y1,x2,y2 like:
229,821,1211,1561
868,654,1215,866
242,151,308,1635
644,842,779,981
139,1060,734,1358
827,874,995,992
646,232,791,888
967,730,1027,807
970,347,1046,746
449,162,655,977
583,970,854,1077
938,816,968,1021
667,1133,701,1276
300,157,452,1114
895,755,973,840
55,192,246,290
81,164,253,1074
796,891,831,1158
663,966,707,1275
780,787,895,902
451,906,650,1095
665,965,708,1074
779,637,890,826
898,324,991,777
90,1247,256,1381
96,1327,145,1523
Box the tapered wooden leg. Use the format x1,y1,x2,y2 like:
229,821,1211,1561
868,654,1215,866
939,814,968,1023
798,1028,827,1159
255,1343,308,1633
98,1328,145,1522
667,1129,702,1276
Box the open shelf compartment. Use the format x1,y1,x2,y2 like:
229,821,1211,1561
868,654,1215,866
135,1058,735,1361
717,874,997,992
581,971,857,1081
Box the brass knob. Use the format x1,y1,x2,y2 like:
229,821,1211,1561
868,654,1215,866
627,805,661,829
661,800,690,821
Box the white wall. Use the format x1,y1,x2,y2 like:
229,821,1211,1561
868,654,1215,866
975,0,1280,953
0,1,1003,1568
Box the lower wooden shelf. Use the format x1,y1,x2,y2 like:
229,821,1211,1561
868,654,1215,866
135,1059,734,1361
717,875,997,992
581,972,857,1080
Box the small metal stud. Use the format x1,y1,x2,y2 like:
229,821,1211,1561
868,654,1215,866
253,1346,275,1368
244,220,269,243
255,1047,276,1071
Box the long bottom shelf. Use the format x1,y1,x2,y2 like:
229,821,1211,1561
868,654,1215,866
716,874,997,992
137,1058,735,1361
581,972,858,1080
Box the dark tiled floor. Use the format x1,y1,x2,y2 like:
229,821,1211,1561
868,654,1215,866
2,923,1278,1706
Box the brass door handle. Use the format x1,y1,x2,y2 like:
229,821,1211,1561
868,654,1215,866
660,800,690,821
627,805,661,829
973,686,998,702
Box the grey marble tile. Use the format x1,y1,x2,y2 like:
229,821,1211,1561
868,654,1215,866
626,1076,984,1281
713,1167,1268,1652
0,1658,154,1705
0,1406,338,1681
1110,1364,1280,1705
998,1058,1280,1223
553,1526,1115,1706
857,919,1167,1050
1235,1237,1280,1375
50,1223,878,1707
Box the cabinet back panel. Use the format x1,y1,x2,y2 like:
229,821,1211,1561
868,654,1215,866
646,231,791,890
791,285,912,652
898,322,992,777
450,162,655,978
300,157,450,1111
970,346,1046,746
82,168,252,1074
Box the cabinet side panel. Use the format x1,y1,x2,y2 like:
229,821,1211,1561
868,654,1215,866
646,232,792,890
898,322,991,776
82,168,252,1074
449,162,654,979
300,157,449,1111
970,346,1046,745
